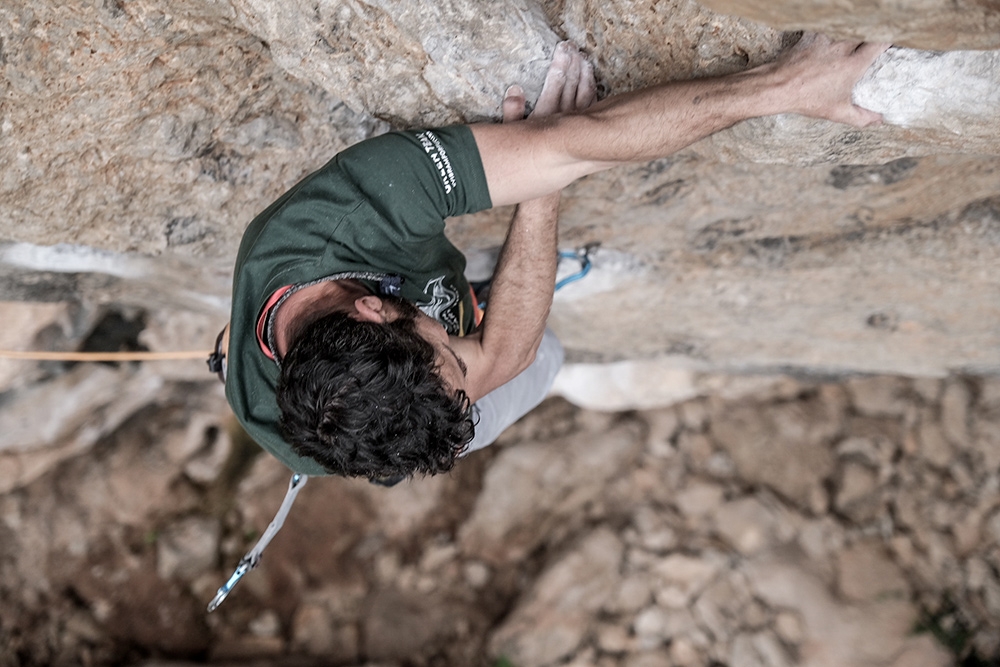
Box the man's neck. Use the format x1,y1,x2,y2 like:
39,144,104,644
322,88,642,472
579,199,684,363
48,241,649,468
274,279,370,357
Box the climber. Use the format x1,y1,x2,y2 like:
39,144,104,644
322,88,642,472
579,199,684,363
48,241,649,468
220,33,888,482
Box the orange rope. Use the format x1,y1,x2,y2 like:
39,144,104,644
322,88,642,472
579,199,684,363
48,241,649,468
0,350,211,361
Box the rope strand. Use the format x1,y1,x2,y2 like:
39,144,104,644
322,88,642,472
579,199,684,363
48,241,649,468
0,350,211,361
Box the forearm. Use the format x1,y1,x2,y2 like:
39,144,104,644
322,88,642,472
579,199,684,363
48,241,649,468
566,67,784,164
475,193,561,390
473,66,782,205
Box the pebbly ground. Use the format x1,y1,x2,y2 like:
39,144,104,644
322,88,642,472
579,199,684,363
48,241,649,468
2,371,999,667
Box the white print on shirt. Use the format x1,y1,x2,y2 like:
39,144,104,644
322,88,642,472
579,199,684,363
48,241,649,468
415,131,457,195
417,275,460,334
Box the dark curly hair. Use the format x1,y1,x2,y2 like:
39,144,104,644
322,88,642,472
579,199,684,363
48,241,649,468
275,302,475,480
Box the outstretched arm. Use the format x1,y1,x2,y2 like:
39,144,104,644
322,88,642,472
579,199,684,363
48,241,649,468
471,34,889,206
453,48,596,402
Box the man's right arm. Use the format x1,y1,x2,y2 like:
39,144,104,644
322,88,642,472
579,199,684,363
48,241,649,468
471,34,888,206
451,48,595,403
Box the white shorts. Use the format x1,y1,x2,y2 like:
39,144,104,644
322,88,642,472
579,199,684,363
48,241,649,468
465,328,564,454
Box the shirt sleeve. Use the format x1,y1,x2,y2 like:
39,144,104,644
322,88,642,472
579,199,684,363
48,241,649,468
334,125,493,241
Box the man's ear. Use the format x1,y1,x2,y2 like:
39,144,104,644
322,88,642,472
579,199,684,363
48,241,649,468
353,295,388,323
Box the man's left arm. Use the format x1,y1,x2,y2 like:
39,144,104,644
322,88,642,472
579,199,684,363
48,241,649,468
471,35,888,207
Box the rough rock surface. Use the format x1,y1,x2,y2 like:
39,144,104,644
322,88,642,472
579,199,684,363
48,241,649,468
698,0,1000,50
2,0,1000,376
1,0,385,256
2,1,1000,665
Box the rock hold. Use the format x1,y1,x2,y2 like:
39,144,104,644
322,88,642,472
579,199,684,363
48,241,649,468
488,528,624,667
156,516,220,581
854,49,1000,137
459,421,642,564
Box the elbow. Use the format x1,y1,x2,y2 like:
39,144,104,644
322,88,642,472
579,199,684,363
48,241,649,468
490,344,538,389
517,347,538,376
511,341,541,378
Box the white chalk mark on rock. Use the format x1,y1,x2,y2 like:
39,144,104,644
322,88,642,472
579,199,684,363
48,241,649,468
854,47,1000,132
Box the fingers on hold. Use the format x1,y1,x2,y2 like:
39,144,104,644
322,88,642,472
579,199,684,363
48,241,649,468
537,41,595,115
560,51,582,111
535,69,565,117
576,60,597,109
860,109,884,128
551,40,573,71
856,41,891,61
502,93,526,123
503,98,524,123
503,85,526,122
849,104,883,128
543,47,569,91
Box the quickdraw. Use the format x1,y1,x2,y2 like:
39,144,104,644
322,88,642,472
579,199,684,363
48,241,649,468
207,473,308,612
556,242,600,291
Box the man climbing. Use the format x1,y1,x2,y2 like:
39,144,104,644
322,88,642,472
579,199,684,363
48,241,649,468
221,34,888,481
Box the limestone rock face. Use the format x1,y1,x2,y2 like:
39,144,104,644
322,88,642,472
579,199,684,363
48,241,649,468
4,3,1000,664
3,0,1000,379
698,0,1000,50
228,0,1000,164
1,0,384,256
229,0,559,128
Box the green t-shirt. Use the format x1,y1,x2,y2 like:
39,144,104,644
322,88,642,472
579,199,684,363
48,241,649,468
226,125,493,474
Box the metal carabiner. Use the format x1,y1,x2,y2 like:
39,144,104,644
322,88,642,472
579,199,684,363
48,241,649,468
556,242,600,291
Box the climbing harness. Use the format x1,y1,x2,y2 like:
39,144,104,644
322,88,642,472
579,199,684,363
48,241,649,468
206,326,228,383
207,472,308,612
205,245,602,611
